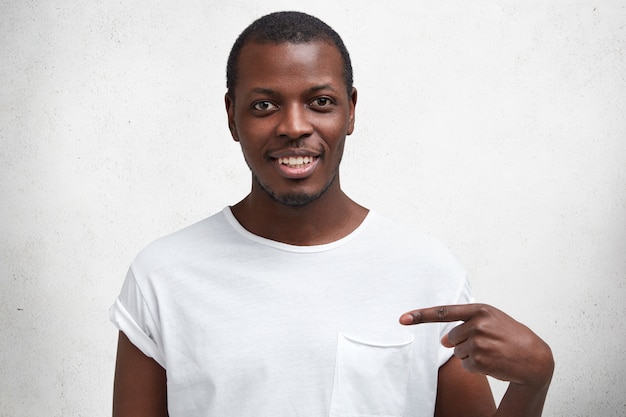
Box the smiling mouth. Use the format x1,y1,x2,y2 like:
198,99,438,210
277,156,317,168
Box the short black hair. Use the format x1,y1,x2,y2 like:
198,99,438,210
226,11,353,96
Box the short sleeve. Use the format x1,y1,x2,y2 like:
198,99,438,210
436,274,474,367
109,267,166,368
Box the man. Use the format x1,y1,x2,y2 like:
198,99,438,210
111,11,554,417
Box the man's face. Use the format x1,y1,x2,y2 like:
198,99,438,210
226,40,357,207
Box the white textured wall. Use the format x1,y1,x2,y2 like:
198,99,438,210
1,1,625,416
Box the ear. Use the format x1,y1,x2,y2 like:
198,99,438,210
347,87,357,135
225,93,240,142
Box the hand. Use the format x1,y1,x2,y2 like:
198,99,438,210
399,304,554,389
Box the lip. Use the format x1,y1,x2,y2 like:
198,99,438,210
271,155,320,179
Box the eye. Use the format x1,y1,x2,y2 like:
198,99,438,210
252,101,278,112
310,97,335,108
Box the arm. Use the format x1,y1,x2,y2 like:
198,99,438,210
112,331,168,417
400,304,554,417
435,356,496,417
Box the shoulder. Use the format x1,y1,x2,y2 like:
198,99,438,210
365,211,462,267
131,208,232,273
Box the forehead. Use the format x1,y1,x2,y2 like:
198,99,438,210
234,41,346,95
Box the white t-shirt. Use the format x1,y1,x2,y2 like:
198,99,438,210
110,208,472,417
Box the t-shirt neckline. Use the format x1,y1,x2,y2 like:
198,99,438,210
221,206,374,253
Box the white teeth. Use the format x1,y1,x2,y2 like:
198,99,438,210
278,156,314,167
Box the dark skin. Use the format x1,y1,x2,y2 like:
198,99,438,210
113,332,167,417
112,40,554,416
402,304,554,417
225,41,366,246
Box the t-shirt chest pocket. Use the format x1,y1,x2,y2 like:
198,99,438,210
329,333,414,417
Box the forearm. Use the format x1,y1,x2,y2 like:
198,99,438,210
493,339,554,417
493,380,552,417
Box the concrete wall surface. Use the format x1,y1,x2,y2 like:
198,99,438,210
1,1,625,416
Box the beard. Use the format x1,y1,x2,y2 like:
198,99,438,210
252,172,337,208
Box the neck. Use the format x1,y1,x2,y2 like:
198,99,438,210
230,182,368,246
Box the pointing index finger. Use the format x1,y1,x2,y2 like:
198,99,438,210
399,304,479,325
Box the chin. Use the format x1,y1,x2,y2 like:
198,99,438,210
256,177,336,209
271,191,322,208
254,172,338,208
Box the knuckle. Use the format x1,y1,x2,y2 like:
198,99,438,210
461,358,478,373
472,321,488,335
470,337,485,353
476,303,491,316
470,352,486,367
437,306,448,320
453,345,461,356
411,311,423,323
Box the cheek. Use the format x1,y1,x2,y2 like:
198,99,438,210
238,141,257,159
318,121,349,149
318,111,351,135
237,138,268,168
236,117,274,141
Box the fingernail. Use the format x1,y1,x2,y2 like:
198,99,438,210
400,313,419,325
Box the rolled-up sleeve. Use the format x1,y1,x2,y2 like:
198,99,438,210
109,267,165,368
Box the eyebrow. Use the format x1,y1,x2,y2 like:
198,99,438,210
248,84,338,97
308,84,337,93
250,88,276,96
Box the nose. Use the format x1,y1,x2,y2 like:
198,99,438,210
275,104,313,140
